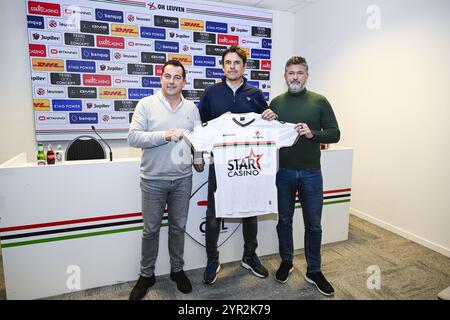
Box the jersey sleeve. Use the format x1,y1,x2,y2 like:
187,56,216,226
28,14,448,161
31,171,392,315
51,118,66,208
274,121,299,148
183,124,217,152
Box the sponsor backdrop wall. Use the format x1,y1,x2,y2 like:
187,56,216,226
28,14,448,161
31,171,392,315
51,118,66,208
26,0,273,141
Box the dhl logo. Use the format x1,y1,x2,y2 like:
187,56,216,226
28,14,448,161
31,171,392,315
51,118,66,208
168,54,192,66
33,99,50,111
111,24,138,37
99,88,126,99
32,58,64,71
181,18,204,31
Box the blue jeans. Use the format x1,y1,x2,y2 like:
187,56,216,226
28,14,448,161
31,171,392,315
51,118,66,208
276,168,323,273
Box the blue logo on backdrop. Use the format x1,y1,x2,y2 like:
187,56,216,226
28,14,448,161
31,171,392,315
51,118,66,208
81,48,110,61
205,68,224,79
69,113,98,124
27,15,44,29
95,8,123,23
193,56,216,67
128,89,154,99
142,77,161,88
66,60,96,73
140,27,166,39
52,100,82,111
251,49,271,59
263,92,270,101
262,38,272,49
246,81,259,88
154,41,179,53
206,21,227,33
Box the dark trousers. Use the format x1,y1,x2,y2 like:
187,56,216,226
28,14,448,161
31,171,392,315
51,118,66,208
205,165,258,261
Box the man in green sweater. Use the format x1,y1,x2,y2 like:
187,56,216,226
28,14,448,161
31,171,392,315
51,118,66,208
270,56,340,296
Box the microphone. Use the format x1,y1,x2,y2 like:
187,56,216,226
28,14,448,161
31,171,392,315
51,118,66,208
91,126,113,161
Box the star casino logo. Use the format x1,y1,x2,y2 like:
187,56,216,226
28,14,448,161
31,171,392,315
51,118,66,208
227,148,263,177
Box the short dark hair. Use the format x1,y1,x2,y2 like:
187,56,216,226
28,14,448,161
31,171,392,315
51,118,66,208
285,56,309,72
162,59,186,79
221,46,247,66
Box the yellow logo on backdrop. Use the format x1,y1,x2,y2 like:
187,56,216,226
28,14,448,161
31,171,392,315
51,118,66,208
180,18,204,31
168,54,192,66
33,99,50,111
32,58,64,71
99,88,126,99
111,24,138,37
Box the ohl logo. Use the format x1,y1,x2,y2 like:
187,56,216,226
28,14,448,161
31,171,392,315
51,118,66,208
147,2,157,10
184,172,240,246
48,20,57,28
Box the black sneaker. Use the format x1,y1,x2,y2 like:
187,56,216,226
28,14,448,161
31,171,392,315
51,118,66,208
203,260,221,284
241,254,269,278
275,261,294,284
304,271,335,296
129,274,155,300
170,270,192,294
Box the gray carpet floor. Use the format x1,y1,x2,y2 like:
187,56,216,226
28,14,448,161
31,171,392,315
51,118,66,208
1,215,449,300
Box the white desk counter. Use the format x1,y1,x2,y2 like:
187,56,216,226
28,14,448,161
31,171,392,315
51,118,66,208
0,147,353,299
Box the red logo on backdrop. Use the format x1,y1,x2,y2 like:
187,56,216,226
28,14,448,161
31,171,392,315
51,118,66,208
29,44,46,57
218,34,239,46
49,20,57,28
38,116,46,121
28,1,61,16
261,60,271,70
37,88,45,95
155,65,163,76
82,74,112,86
96,36,125,49
102,115,110,122
127,15,135,22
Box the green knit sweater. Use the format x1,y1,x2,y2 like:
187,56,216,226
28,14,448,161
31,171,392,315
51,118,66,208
269,89,340,169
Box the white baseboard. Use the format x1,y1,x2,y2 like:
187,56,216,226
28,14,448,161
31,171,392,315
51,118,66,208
350,208,450,258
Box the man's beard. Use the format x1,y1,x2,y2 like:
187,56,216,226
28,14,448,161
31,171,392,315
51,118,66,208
287,81,304,93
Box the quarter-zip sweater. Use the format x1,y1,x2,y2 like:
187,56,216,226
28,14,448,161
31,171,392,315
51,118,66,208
198,77,268,122
269,89,340,169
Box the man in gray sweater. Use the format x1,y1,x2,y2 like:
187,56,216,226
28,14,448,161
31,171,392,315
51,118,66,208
128,60,201,300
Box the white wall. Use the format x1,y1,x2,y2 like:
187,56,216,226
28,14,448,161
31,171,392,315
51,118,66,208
295,0,450,256
0,0,294,163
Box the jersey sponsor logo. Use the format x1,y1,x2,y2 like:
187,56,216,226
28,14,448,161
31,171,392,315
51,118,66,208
63,5,93,20
50,72,81,85
36,112,68,124
142,77,161,88
262,38,272,49
251,49,270,60
48,46,79,59
193,55,215,67
114,99,140,111
227,149,263,177
30,30,62,44
81,48,110,61
141,52,166,64
261,60,271,70
68,86,97,98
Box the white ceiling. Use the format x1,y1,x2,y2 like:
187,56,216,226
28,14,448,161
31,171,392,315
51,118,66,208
190,0,316,13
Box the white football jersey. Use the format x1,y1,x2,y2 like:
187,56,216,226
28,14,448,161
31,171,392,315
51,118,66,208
184,112,298,218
